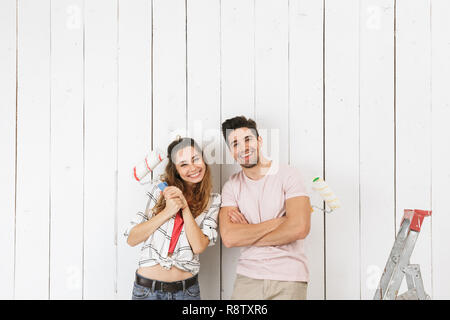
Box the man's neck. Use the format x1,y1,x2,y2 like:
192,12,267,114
242,156,272,181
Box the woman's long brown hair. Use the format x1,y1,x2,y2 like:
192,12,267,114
152,137,212,218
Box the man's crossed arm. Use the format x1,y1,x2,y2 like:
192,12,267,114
219,196,311,248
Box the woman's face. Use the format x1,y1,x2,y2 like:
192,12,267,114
174,146,206,185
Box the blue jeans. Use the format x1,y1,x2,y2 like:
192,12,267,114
131,277,201,300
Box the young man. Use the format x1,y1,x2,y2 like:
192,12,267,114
219,116,312,300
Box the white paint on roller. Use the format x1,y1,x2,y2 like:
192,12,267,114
133,149,165,184
312,177,342,211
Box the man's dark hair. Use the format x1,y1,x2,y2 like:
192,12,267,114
221,116,259,145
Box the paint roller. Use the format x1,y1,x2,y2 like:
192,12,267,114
311,177,341,213
133,148,166,184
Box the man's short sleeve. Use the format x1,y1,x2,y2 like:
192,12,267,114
284,167,309,200
220,179,238,208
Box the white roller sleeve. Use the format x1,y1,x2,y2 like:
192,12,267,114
133,149,165,183
312,177,342,211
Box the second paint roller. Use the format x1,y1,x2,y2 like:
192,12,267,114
312,177,341,213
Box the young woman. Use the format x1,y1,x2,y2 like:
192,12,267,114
124,137,221,300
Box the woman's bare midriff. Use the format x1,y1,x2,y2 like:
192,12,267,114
137,263,194,282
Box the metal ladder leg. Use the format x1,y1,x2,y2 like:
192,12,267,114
373,209,432,300
383,229,419,300
404,261,415,291
373,218,411,299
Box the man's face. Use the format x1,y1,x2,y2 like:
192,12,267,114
227,127,261,168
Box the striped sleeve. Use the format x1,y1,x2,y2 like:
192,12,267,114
200,193,221,247
123,181,162,239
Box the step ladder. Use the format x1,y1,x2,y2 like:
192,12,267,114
373,209,432,300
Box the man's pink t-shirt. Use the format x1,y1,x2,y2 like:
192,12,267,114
221,162,310,282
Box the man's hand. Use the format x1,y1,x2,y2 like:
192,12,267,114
219,206,288,248
252,196,311,247
227,207,249,224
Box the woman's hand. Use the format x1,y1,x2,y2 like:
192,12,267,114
164,197,184,217
163,186,188,210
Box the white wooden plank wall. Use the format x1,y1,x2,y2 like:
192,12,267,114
324,0,360,299
15,0,51,299
83,0,118,299
0,0,17,300
359,0,395,300
431,0,450,301
1,0,449,300
49,0,84,299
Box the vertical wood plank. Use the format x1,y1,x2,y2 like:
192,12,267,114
15,0,51,299
83,0,118,299
288,0,325,300
395,0,432,298
220,0,255,300
324,0,360,299
116,0,152,300
49,0,84,299
359,0,395,299
186,0,222,300
0,0,17,300
431,0,450,300
152,0,187,182
254,0,289,165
